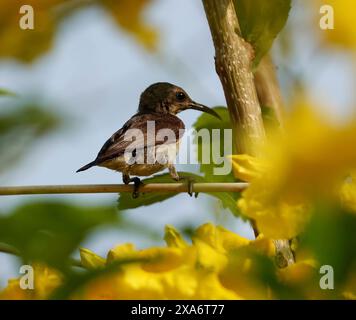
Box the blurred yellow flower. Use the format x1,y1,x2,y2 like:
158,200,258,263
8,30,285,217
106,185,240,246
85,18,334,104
231,103,356,238
80,248,106,270
78,224,279,300
0,0,61,62
0,224,278,300
318,0,356,50
101,0,158,51
229,154,266,181
343,272,356,300
3,222,351,299
0,0,157,62
340,173,356,213
79,224,251,299
0,264,62,300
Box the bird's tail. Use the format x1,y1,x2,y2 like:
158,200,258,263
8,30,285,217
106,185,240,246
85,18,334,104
76,161,96,173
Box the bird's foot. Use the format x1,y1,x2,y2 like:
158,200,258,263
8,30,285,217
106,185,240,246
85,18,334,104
178,175,199,198
123,175,143,199
131,177,143,199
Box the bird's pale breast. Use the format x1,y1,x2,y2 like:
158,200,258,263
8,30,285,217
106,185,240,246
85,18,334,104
99,140,180,176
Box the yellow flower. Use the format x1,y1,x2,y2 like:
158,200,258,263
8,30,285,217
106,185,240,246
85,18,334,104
0,0,157,62
218,233,277,299
317,0,356,51
164,225,189,249
79,223,246,299
0,0,61,62
343,271,356,300
231,104,356,238
340,173,356,213
80,248,106,270
101,0,157,50
76,223,280,300
229,154,266,182
193,223,250,252
12,224,353,300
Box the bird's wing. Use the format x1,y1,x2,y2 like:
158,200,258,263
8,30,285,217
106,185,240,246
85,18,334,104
95,113,185,164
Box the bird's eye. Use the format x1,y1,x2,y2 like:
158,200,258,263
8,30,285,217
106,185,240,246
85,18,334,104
176,92,186,101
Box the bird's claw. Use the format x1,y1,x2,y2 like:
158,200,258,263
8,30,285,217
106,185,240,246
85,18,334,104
180,176,199,198
131,177,143,199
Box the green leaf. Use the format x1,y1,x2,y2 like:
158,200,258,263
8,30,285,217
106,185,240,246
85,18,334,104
0,202,118,272
0,103,60,174
118,171,240,216
118,172,203,210
0,88,16,97
301,204,356,285
193,107,241,216
234,0,292,68
0,104,59,136
193,106,235,183
261,105,280,128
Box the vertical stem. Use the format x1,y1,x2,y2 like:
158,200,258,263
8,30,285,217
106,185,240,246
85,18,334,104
254,57,294,267
202,0,265,156
202,0,294,267
254,55,285,129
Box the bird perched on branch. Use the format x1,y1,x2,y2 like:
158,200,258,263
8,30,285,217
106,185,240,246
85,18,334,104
76,82,220,198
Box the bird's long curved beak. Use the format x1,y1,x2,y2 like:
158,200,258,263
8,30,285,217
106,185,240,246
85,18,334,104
189,102,221,120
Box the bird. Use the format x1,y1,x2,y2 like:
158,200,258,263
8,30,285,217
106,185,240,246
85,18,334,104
76,82,221,198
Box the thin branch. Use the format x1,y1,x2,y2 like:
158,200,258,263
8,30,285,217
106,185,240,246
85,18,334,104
0,183,248,196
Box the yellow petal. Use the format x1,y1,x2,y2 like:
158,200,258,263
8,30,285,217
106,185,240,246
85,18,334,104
107,243,136,264
101,0,157,50
229,154,266,182
107,243,185,272
249,235,275,257
193,223,250,253
340,174,356,213
164,225,188,248
80,248,106,270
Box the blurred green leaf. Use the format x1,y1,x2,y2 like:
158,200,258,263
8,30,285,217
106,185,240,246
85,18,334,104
193,107,241,216
0,104,59,136
234,0,292,68
0,202,118,272
250,252,305,299
0,103,60,174
301,204,356,284
118,171,240,216
261,105,280,128
0,88,16,97
193,106,235,183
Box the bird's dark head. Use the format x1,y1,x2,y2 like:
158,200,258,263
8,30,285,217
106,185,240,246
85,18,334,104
138,82,220,119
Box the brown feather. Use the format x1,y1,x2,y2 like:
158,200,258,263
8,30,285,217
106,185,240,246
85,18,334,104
95,112,185,165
